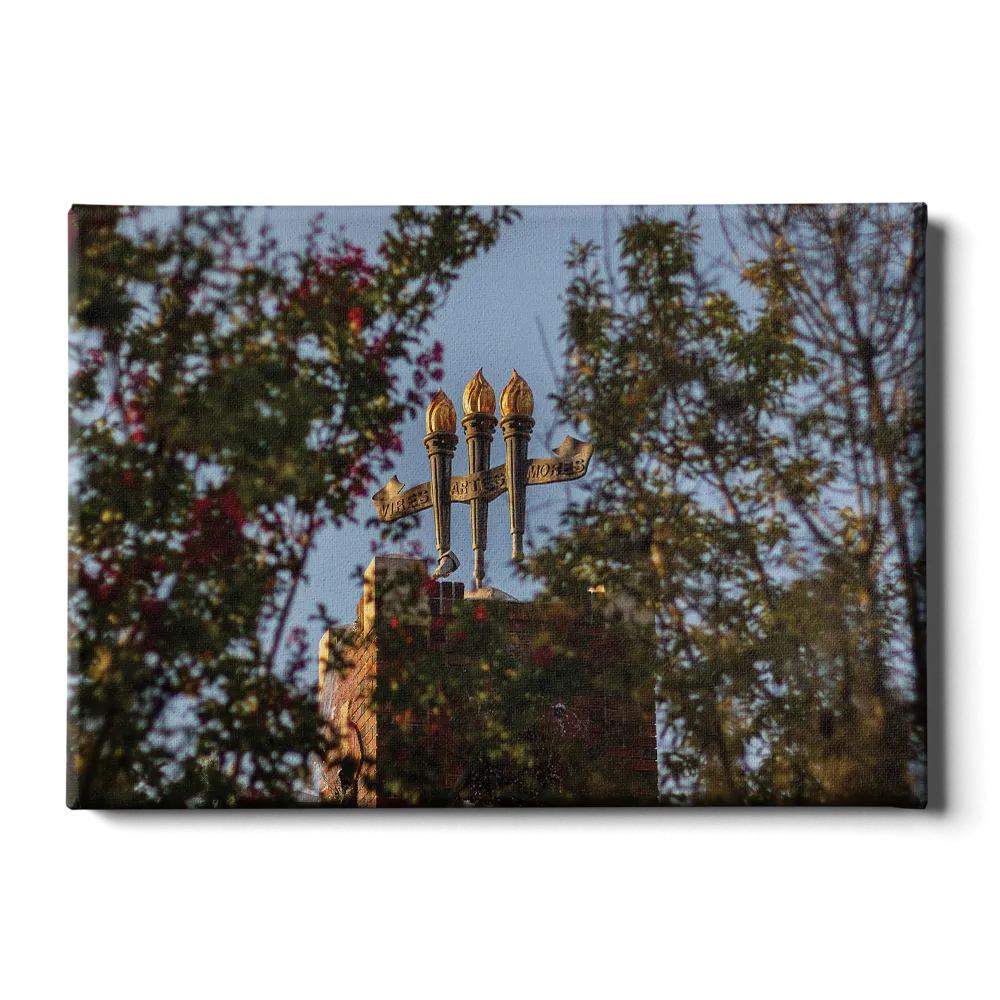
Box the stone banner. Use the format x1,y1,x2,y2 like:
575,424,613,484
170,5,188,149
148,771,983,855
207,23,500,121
372,436,594,523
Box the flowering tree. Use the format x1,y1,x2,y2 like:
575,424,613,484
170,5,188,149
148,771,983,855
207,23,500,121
68,205,517,807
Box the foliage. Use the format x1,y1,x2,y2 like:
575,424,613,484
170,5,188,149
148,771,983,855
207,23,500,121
348,569,658,806
68,204,517,806
528,205,926,805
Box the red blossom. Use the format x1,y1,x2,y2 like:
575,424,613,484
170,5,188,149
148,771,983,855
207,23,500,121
218,488,247,528
121,470,135,487
137,598,166,650
128,368,152,389
130,428,146,444
191,496,213,519
348,306,364,333
389,616,400,629
140,597,165,619
133,556,166,582
374,430,403,454
472,604,489,624
124,400,143,425
183,488,248,567
326,244,374,276
533,646,553,668
190,489,246,528
349,460,373,482
90,563,120,600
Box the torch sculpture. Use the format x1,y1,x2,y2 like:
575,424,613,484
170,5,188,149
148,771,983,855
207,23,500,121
462,369,497,590
372,368,593,587
499,369,534,563
423,388,460,578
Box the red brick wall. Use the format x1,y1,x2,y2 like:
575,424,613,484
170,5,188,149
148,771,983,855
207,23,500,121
495,599,658,801
320,624,379,806
319,558,658,806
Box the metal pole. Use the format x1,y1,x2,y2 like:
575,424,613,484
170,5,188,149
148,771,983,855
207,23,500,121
462,369,497,590
499,370,535,563
424,390,459,578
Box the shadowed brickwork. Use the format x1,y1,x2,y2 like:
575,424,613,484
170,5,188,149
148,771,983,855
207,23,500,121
319,556,657,806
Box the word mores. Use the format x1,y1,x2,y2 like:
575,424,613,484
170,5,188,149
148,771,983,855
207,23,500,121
372,436,593,524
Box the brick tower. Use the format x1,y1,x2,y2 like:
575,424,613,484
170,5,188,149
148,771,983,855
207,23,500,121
318,556,659,806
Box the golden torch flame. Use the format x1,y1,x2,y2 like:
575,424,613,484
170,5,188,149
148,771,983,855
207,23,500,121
499,369,534,417
425,389,457,434
462,368,496,415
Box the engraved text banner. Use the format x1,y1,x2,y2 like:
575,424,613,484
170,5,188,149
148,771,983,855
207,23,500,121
372,436,593,523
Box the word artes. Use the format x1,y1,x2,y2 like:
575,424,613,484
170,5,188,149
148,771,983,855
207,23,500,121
449,467,508,502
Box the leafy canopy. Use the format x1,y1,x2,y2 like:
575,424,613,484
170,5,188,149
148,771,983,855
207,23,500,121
68,205,518,807
526,206,925,805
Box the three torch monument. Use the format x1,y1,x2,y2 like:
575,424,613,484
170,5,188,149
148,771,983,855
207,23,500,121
373,369,593,590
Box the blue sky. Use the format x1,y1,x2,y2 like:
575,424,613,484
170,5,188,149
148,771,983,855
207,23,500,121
275,206,746,646
67,202,752,680
119,205,751,675
92,206,696,779
118,206,922,695
111,204,924,792
81,205,925,795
